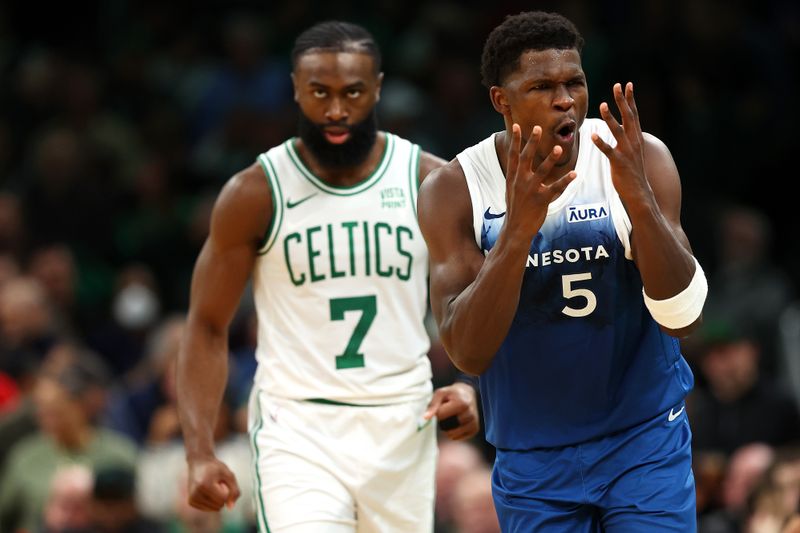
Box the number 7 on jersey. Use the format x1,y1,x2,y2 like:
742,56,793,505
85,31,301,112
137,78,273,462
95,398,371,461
329,295,377,369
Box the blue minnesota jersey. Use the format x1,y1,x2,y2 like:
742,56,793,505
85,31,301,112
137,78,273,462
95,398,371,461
457,119,694,449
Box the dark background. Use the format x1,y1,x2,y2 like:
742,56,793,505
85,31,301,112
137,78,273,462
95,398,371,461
1,0,798,308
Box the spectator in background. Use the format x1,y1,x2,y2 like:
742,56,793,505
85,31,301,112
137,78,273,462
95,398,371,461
0,353,138,532
87,264,162,378
435,439,485,533
90,466,165,533
39,464,94,533
699,205,794,378
136,386,254,531
741,448,800,533
451,467,501,533
698,443,776,532
103,315,185,445
690,323,800,456
0,276,60,357
28,244,81,337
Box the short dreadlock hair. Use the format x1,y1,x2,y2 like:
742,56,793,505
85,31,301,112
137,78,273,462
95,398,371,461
480,11,584,88
292,21,382,73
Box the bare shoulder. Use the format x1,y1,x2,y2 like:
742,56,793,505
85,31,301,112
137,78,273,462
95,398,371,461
418,150,449,184
418,157,468,203
418,158,474,241
211,162,273,248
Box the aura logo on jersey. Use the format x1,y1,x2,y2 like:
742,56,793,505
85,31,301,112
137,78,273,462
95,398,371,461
282,220,415,286
567,203,609,223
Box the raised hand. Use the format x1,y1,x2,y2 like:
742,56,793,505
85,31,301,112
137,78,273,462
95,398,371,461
591,82,652,204
504,123,577,241
186,455,241,512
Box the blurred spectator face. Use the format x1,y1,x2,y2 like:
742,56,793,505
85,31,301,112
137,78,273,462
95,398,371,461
772,458,800,517
43,464,93,531
719,207,769,267
452,468,501,533
722,443,774,512
701,338,759,402
29,244,77,310
33,127,85,191
0,276,51,346
33,375,88,446
436,440,483,523
90,467,140,533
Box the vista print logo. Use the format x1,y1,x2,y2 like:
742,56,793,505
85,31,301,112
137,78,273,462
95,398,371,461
567,203,609,223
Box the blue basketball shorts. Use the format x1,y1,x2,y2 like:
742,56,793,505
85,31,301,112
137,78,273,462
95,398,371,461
491,402,696,532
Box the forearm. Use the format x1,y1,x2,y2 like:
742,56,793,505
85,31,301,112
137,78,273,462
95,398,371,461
626,199,695,299
440,231,530,375
177,322,229,460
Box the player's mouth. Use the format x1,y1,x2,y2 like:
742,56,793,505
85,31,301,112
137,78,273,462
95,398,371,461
323,126,351,145
554,119,577,145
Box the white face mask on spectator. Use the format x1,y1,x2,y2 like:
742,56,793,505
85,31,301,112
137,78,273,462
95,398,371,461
113,282,159,330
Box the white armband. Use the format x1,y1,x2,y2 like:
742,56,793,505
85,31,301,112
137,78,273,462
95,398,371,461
642,257,707,329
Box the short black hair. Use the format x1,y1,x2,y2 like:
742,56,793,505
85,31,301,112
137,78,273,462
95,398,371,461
480,11,584,88
292,21,381,73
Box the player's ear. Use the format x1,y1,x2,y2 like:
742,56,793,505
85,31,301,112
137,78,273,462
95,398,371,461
489,86,510,116
291,72,299,102
374,72,384,102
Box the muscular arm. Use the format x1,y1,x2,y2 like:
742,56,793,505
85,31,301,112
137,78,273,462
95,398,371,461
419,127,574,375
417,163,524,376
627,134,700,337
177,163,270,461
592,83,703,338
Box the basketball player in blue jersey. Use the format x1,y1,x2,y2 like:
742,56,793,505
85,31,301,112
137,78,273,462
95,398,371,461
418,11,707,532
176,21,479,532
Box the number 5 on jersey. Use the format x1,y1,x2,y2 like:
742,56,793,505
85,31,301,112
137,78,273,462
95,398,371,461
330,295,377,369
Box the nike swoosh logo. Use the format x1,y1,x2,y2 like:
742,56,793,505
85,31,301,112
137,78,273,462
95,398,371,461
668,405,685,422
416,417,432,432
484,208,506,219
286,194,317,209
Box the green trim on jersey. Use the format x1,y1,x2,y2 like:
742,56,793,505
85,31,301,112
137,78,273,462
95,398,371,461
408,144,421,218
284,133,395,196
305,398,393,407
250,391,271,532
257,154,284,255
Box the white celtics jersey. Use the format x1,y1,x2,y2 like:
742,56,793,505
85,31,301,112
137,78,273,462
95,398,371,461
252,133,432,404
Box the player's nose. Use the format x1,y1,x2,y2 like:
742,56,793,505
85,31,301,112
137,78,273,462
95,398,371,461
325,97,348,121
553,85,574,111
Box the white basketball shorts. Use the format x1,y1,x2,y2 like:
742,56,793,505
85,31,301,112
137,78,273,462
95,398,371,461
247,390,437,532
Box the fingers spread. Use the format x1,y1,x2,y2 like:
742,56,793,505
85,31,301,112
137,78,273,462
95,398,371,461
520,125,541,174
534,144,563,180
506,123,522,187
599,102,623,139
549,171,578,197
591,133,614,158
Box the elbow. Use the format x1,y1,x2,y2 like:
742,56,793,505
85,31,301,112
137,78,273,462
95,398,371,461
439,327,492,376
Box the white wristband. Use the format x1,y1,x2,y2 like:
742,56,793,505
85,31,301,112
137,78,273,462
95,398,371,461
642,257,707,329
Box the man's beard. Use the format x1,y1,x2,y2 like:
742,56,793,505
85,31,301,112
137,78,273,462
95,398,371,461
297,110,378,169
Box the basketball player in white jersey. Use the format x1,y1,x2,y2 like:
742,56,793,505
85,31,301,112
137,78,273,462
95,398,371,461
176,21,479,532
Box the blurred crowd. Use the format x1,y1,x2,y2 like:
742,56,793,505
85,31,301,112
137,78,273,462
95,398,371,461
0,1,798,532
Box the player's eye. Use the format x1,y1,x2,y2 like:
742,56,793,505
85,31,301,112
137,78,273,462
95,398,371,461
313,89,327,98
347,89,362,98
